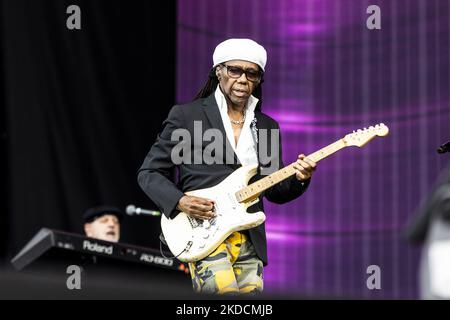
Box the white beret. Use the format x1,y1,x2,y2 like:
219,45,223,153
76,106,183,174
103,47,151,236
212,38,267,71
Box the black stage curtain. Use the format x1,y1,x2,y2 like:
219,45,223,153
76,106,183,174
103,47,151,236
0,1,6,259
1,0,176,259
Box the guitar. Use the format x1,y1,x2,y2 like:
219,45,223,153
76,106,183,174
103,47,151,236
161,123,389,262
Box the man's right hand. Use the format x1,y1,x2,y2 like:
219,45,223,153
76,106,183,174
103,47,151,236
176,195,216,220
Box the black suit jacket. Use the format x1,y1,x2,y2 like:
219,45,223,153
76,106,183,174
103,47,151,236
138,93,310,265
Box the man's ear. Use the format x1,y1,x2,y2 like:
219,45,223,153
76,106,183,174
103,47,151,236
84,223,92,236
215,66,221,79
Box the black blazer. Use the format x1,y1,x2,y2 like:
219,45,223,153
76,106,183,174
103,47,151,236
137,93,310,265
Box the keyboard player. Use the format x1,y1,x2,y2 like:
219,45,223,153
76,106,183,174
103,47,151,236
83,206,123,243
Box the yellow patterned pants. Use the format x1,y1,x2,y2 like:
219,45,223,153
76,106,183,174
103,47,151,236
188,232,264,295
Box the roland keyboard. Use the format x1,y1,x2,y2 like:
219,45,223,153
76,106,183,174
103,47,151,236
11,228,189,274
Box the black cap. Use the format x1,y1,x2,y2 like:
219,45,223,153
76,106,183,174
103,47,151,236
83,205,124,223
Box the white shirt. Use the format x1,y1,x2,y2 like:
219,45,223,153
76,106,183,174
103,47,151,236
214,86,259,166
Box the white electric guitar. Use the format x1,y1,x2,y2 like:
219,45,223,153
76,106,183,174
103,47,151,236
161,123,389,262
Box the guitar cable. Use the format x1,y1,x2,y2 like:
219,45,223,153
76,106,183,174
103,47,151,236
159,233,192,260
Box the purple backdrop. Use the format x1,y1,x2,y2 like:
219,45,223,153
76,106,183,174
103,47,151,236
176,0,450,298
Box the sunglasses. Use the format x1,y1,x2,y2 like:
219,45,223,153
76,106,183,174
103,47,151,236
220,64,263,82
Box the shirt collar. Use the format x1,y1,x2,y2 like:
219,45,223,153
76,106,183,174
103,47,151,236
214,85,258,114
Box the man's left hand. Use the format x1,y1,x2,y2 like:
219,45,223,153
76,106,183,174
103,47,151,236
293,154,317,181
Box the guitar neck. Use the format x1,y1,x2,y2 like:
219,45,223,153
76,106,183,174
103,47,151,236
235,139,346,203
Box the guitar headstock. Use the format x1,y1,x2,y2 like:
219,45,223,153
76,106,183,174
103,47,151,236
344,123,389,147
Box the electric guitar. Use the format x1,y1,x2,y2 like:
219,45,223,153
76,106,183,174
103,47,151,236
161,123,389,262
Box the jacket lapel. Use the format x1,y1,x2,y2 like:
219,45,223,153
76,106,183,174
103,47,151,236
254,112,277,169
253,112,262,164
202,93,241,166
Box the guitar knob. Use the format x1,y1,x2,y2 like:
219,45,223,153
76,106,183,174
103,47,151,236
203,233,209,239
203,221,211,229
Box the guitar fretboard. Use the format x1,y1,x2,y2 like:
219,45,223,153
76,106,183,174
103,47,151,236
235,139,346,203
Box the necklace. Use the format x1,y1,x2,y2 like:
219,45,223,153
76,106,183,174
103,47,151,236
229,110,246,125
